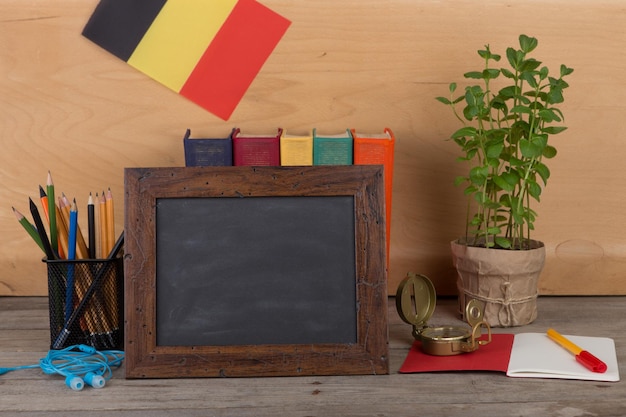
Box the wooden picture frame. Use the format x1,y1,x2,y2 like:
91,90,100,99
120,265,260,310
124,165,388,378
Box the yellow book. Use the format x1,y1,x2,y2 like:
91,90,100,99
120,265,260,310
280,130,313,166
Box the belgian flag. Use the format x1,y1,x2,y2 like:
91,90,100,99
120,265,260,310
82,0,291,120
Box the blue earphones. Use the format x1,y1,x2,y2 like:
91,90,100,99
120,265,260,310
0,344,124,391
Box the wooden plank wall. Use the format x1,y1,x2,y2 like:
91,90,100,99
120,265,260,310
1,0,625,296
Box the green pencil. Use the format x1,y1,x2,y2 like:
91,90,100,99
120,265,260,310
47,171,58,255
12,207,45,252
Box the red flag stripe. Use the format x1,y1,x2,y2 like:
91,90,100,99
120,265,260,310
179,0,291,120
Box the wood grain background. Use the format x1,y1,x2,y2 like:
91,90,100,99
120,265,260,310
2,0,625,296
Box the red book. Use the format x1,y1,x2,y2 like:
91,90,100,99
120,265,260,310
232,128,282,166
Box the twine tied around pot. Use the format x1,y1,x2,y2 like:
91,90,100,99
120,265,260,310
458,281,538,327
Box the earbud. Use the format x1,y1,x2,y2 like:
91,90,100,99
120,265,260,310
65,374,85,391
78,345,96,354
84,372,105,388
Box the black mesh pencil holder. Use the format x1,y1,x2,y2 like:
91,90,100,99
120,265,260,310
45,257,124,351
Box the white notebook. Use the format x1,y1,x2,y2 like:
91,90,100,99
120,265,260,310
507,333,620,382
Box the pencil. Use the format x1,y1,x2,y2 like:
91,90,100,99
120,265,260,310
40,185,65,259
12,207,45,253
105,188,115,255
46,171,58,256
65,200,78,323
61,193,88,259
98,192,107,258
28,197,55,260
88,193,96,259
55,202,69,260
39,186,49,221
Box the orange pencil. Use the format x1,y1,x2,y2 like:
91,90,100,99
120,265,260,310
39,185,49,220
40,185,65,259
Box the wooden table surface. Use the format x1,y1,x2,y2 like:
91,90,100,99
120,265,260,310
1,296,624,416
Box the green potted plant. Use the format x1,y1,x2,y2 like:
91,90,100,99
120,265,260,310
437,34,574,326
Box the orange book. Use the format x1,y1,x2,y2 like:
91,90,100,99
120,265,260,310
351,128,395,266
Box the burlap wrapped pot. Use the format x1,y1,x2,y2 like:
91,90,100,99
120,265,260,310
451,239,545,327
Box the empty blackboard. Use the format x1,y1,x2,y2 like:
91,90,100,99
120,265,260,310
124,165,388,378
155,195,357,346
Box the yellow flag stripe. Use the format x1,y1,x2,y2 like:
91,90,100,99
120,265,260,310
127,0,238,92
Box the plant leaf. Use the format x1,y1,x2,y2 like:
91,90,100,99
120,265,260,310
501,68,515,79
498,85,517,98
535,162,551,184
495,237,512,249
520,138,543,158
469,166,489,184
560,64,574,77
486,143,504,158
511,105,532,114
506,47,523,70
542,126,567,135
493,175,515,191
528,181,542,201
502,170,520,185
520,71,538,88
483,68,501,80
520,59,542,72
463,105,479,120
547,88,564,104
542,145,557,159
539,108,562,122
464,71,484,79
451,126,478,139
519,34,538,53
464,185,477,195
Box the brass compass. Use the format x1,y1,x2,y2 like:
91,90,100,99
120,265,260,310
396,272,491,356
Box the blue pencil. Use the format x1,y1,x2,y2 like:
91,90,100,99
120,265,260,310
65,199,78,324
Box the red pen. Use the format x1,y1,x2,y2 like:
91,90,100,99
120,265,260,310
547,328,607,373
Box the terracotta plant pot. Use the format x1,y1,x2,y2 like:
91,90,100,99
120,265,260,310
451,239,546,327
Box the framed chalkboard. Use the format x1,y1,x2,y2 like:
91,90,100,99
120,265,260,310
124,166,388,378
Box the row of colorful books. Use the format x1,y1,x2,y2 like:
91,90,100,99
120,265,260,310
183,127,395,168
183,127,395,264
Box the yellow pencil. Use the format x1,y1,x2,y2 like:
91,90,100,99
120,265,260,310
98,192,107,258
105,188,115,255
55,202,69,260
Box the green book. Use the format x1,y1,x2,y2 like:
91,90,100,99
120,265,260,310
312,128,353,165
